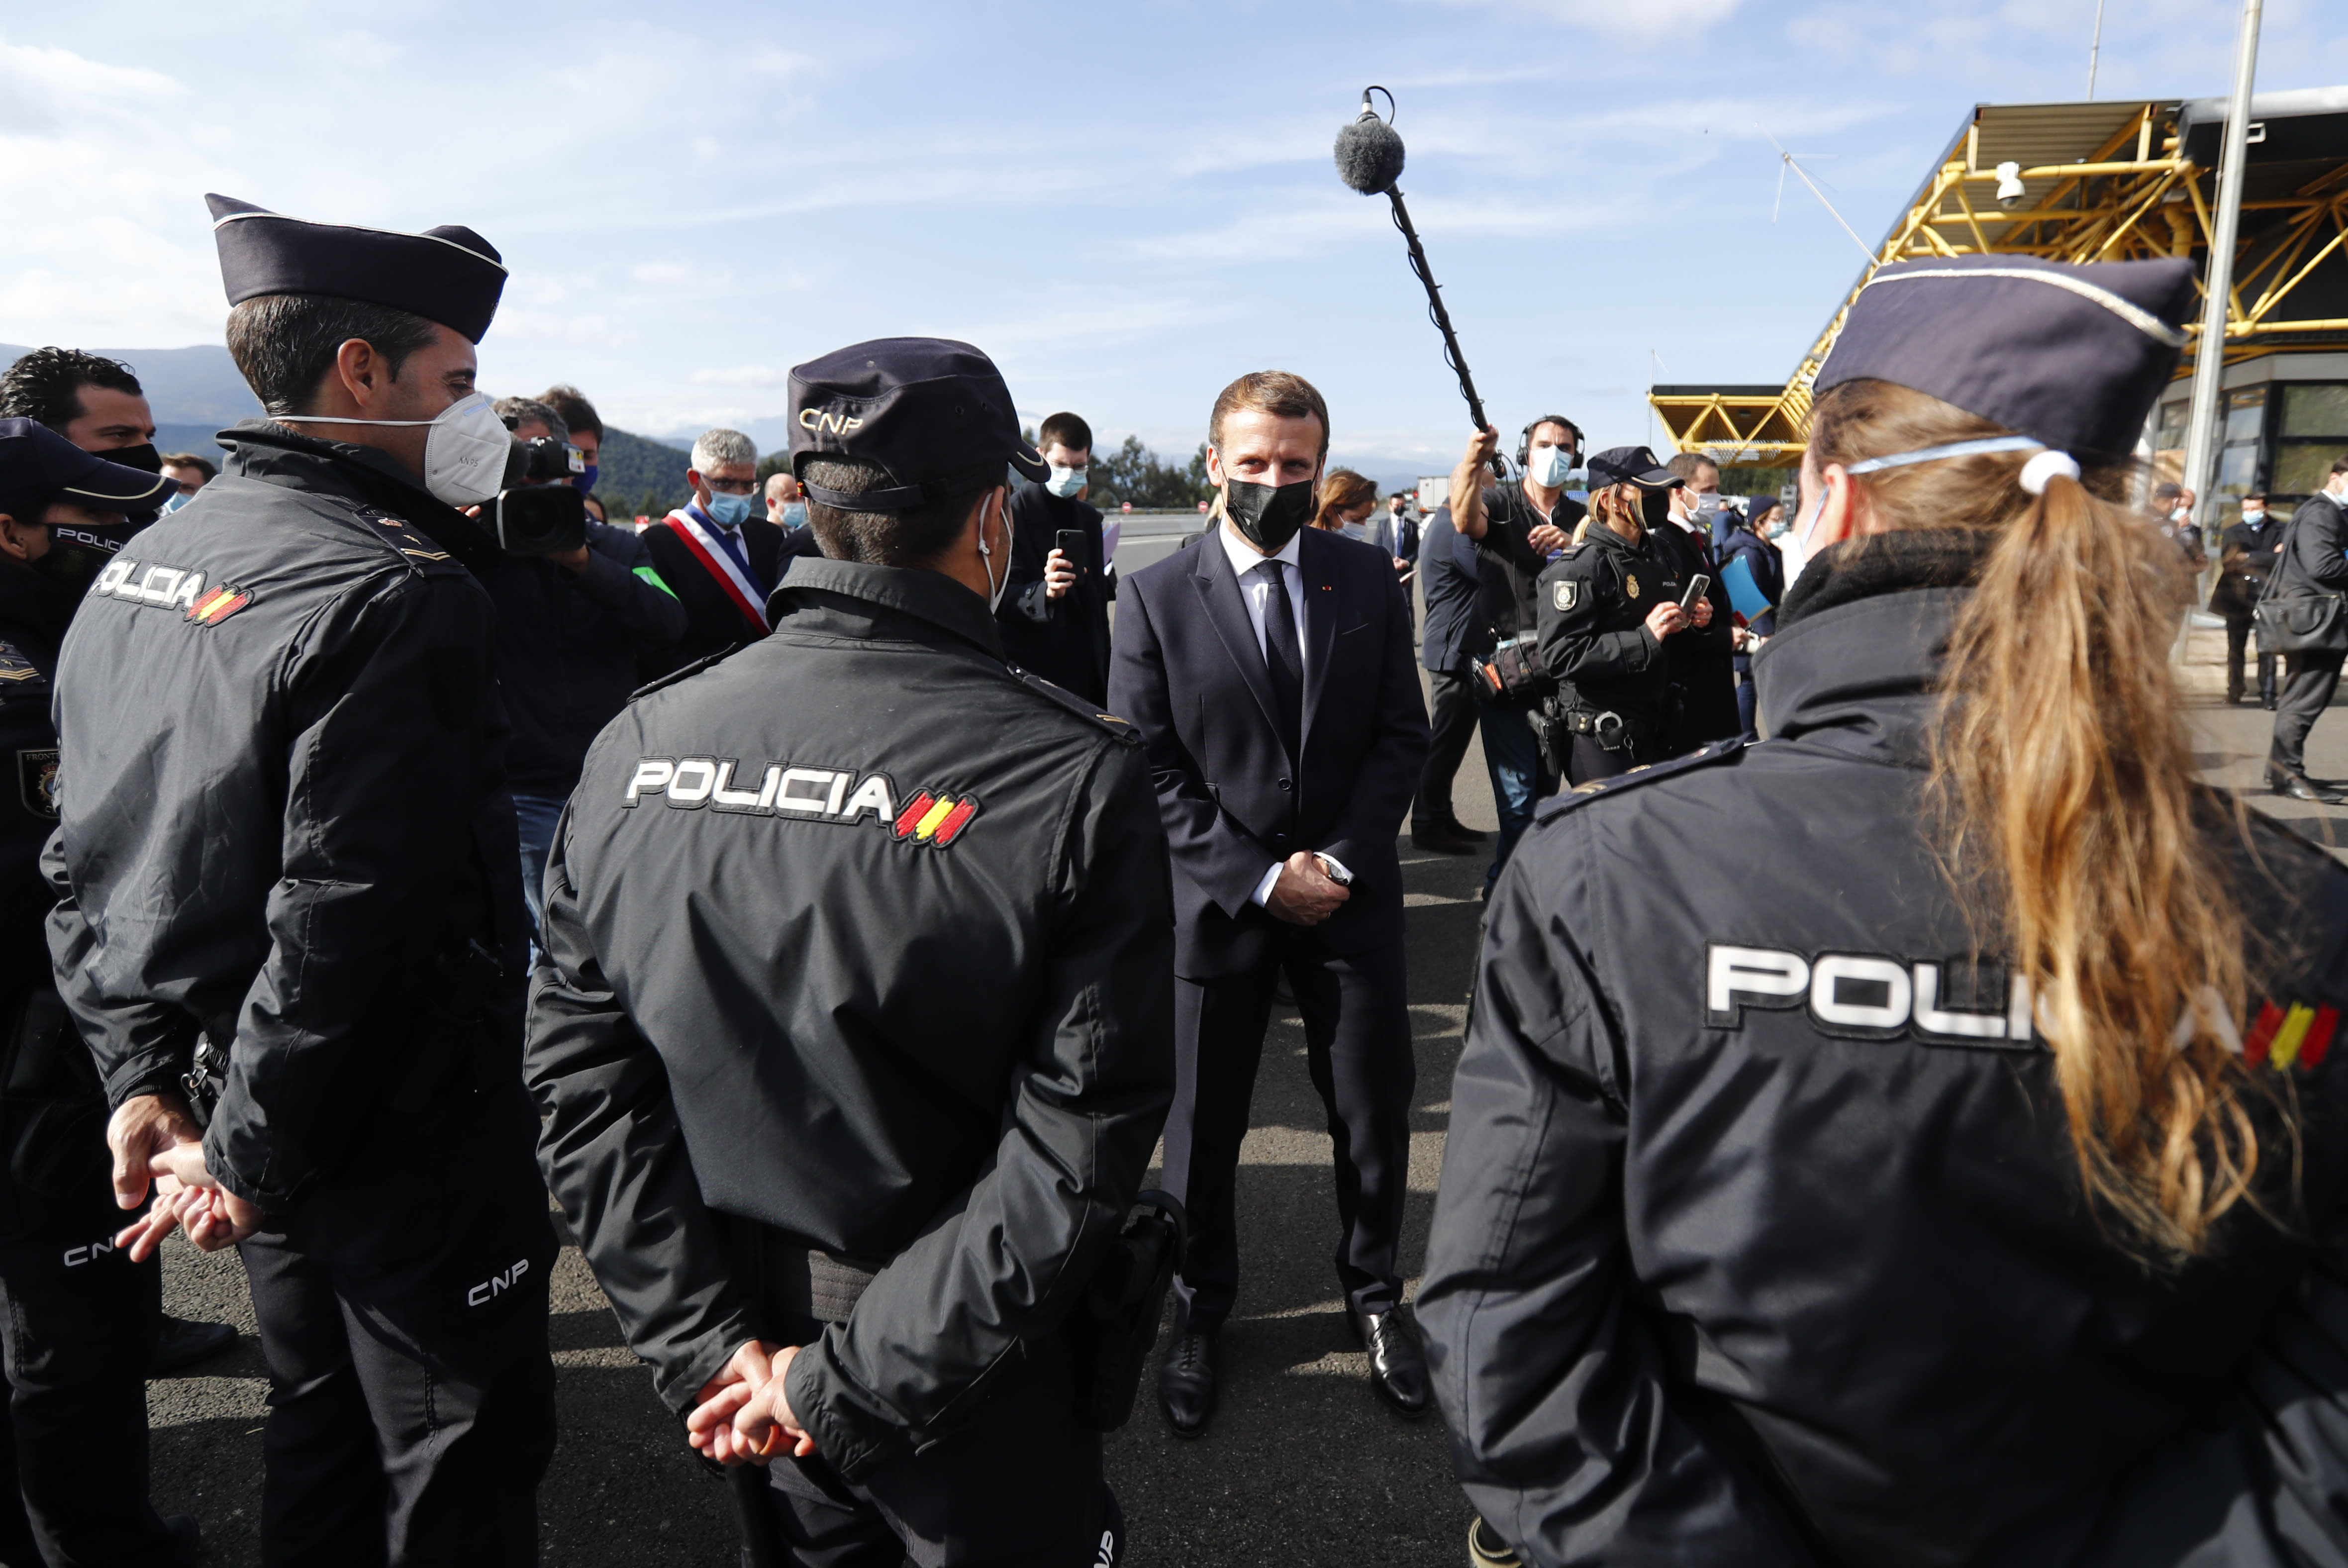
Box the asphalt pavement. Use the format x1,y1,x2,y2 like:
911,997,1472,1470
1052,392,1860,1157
138,597,2348,1566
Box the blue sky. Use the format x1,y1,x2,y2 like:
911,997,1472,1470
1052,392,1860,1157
3,0,2343,475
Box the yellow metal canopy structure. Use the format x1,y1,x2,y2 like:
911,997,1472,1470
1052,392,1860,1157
1652,90,2348,469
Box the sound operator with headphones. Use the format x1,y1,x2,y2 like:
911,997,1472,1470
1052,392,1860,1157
1448,417,1585,897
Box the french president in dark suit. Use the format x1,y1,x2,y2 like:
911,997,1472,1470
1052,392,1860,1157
1108,371,1432,1438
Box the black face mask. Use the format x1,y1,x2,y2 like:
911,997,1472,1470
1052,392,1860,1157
99,442,163,474
1641,488,1675,531
1222,477,1315,554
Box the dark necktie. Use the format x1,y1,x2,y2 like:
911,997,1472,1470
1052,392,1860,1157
1258,559,1303,760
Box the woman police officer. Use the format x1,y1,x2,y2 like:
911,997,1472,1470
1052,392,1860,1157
1419,253,2348,1568
1530,447,1712,785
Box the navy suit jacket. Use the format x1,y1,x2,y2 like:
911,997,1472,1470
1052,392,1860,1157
1418,507,1486,676
1109,523,1430,979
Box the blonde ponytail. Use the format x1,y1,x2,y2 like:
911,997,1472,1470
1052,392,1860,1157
1812,379,2263,1260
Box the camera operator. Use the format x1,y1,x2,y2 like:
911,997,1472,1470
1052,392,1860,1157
481,396,685,937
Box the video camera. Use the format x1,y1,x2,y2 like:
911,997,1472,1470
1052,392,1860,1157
480,436,588,556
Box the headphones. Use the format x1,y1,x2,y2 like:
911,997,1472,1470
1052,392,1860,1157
1516,414,1583,468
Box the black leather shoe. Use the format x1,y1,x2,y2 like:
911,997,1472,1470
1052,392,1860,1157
163,1512,202,1564
1351,1307,1429,1418
1468,1515,1522,1568
1158,1327,1218,1438
153,1314,238,1374
2264,694,2279,711
1411,823,1479,855
2270,769,2348,805
1446,818,1489,842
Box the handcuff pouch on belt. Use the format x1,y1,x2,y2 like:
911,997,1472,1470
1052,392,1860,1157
1531,699,1637,772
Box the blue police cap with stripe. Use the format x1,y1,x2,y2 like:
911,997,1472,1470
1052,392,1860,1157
1815,255,2197,462
207,194,508,345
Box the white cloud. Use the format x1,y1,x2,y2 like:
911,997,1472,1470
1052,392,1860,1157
1403,0,1742,38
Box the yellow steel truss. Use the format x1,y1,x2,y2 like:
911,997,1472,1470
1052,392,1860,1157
1652,99,2348,467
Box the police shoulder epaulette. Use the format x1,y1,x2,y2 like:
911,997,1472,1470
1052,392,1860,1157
1008,666,1143,743
350,505,454,570
1534,735,1752,821
626,645,745,703
0,639,44,692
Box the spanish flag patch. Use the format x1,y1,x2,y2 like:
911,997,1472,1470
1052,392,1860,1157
184,585,251,625
891,790,979,848
2246,999,2340,1070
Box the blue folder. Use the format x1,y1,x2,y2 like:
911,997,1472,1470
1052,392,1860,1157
1720,554,1773,622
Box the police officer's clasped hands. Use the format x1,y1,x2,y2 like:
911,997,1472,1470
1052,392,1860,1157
687,1340,817,1464
107,1101,261,1258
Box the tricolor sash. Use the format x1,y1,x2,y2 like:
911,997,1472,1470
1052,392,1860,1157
663,507,769,633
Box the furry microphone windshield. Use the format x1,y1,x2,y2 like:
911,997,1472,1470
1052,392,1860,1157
1334,108,1405,195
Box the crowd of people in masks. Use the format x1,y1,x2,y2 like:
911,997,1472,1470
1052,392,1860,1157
4,183,2348,1568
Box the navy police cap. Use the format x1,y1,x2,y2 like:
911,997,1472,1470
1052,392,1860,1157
1585,445,1680,491
0,418,173,522
787,338,1047,511
207,194,508,345
1815,254,2196,462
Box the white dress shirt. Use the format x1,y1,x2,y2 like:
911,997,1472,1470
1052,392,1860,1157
1215,525,1346,907
1217,521,1309,672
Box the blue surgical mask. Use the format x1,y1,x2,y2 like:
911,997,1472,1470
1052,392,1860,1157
159,489,194,515
781,502,807,529
1527,446,1573,489
706,491,756,527
1046,466,1087,499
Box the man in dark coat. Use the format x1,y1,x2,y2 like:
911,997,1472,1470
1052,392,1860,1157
1411,505,1486,853
995,410,1111,701
1110,371,1431,1438
2210,492,2284,708
2267,457,2348,802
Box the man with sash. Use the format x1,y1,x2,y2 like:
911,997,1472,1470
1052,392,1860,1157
639,427,818,680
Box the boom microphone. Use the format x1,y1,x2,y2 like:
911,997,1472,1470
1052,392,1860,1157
1334,99,1406,195
1332,87,1501,476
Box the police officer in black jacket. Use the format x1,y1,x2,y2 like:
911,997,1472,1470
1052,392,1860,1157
0,424,197,1567
1424,254,2348,1568
44,196,556,1564
2267,456,2348,801
1532,447,1709,784
528,338,1174,1566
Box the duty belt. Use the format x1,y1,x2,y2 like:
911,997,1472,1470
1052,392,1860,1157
1556,707,1661,752
759,1241,884,1326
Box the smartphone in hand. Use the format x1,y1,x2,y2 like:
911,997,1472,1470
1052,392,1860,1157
1679,573,1710,612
